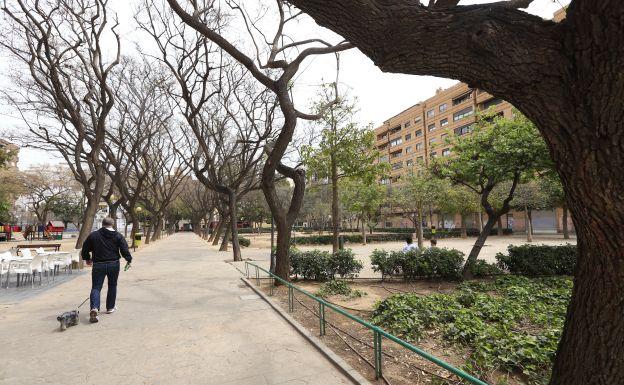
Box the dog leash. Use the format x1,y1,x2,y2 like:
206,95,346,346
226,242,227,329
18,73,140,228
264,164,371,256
77,297,90,309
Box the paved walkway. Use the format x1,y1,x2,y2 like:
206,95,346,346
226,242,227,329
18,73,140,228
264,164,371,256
0,233,351,385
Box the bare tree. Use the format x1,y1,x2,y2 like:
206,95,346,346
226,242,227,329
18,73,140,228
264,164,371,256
162,0,351,279
20,167,73,225
103,57,172,245
1,0,121,252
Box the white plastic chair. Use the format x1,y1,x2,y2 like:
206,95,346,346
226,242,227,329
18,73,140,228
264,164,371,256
0,251,11,289
11,254,45,288
50,253,72,276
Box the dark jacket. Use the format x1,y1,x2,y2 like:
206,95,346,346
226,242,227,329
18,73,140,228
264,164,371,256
81,228,132,264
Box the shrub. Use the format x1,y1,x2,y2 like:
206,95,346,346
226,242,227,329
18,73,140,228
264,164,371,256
290,233,407,245
371,247,464,280
328,249,363,278
316,280,366,299
238,236,251,247
496,244,577,276
290,248,363,281
469,259,504,277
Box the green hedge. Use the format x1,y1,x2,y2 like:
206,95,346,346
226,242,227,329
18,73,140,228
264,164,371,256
290,248,363,281
291,233,408,245
238,236,251,247
370,247,464,280
496,244,577,276
496,244,577,277
376,227,513,238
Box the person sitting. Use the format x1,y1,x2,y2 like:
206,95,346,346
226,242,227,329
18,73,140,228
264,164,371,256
403,237,418,252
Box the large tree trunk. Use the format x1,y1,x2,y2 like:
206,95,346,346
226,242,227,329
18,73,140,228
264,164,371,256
228,192,242,261
151,215,163,242
212,219,225,246
361,221,367,245
462,214,497,279
130,217,140,248
75,191,101,251
219,222,230,252
526,208,533,243
476,212,483,232
562,206,570,240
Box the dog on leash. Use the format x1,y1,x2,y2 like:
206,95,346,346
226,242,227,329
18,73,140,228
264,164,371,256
57,310,79,331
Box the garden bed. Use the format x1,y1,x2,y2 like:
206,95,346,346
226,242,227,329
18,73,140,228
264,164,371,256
257,276,571,385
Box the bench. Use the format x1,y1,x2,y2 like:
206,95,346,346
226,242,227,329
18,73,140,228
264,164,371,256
16,244,62,252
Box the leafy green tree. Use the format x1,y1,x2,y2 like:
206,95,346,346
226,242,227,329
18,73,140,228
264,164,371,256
432,110,551,278
392,169,444,248
238,189,270,233
51,192,84,230
437,183,481,239
341,177,387,244
302,89,385,252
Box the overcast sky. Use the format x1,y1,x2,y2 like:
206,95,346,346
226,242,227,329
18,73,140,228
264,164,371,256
0,0,569,170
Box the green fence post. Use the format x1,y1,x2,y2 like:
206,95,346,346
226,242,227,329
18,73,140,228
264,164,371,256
288,286,293,312
255,266,260,285
374,330,382,379
319,302,326,336
269,278,274,296
245,262,249,278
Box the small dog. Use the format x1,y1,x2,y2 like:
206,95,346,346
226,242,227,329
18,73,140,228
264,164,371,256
57,310,80,331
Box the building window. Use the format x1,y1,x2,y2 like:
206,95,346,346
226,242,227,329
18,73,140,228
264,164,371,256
379,155,388,162
440,118,448,127
415,142,423,150
406,159,414,167
405,146,413,154
454,123,474,136
427,109,435,118
390,150,402,159
415,129,423,137
390,138,403,147
428,123,436,132
414,117,422,123
429,138,438,146
405,133,412,141
389,125,401,135
430,151,438,158
392,161,403,170
480,97,503,110
440,133,448,141
439,103,448,112
442,148,451,156
417,156,424,162
453,107,473,121
452,92,472,106
377,132,387,141
404,120,411,128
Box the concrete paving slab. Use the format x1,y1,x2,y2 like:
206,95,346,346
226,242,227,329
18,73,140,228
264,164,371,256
0,232,351,385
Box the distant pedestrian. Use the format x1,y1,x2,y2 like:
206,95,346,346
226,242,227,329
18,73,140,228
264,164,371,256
81,217,133,323
403,237,418,252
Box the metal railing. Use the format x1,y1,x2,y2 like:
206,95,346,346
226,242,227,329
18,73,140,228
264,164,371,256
244,261,489,385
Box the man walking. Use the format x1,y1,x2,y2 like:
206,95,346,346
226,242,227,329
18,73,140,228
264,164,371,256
81,217,133,323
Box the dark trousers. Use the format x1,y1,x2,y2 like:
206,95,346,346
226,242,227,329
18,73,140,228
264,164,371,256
90,261,120,311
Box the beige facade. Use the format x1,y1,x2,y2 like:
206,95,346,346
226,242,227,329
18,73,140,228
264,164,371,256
374,83,573,234
375,82,512,183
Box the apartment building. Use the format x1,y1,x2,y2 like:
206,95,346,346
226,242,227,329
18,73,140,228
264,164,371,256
373,83,573,235
375,83,512,184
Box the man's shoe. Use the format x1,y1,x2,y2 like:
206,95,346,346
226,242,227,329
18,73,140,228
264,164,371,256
89,309,99,323
106,308,116,314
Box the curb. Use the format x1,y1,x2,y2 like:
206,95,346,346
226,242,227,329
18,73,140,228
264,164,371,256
240,277,373,385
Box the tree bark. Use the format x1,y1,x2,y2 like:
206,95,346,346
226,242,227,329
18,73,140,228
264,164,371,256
526,208,533,243
361,222,367,245
416,208,424,248
212,219,224,246
75,177,105,252
462,214,497,279
228,192,242,261
219,222,230,252
496,216,503,236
